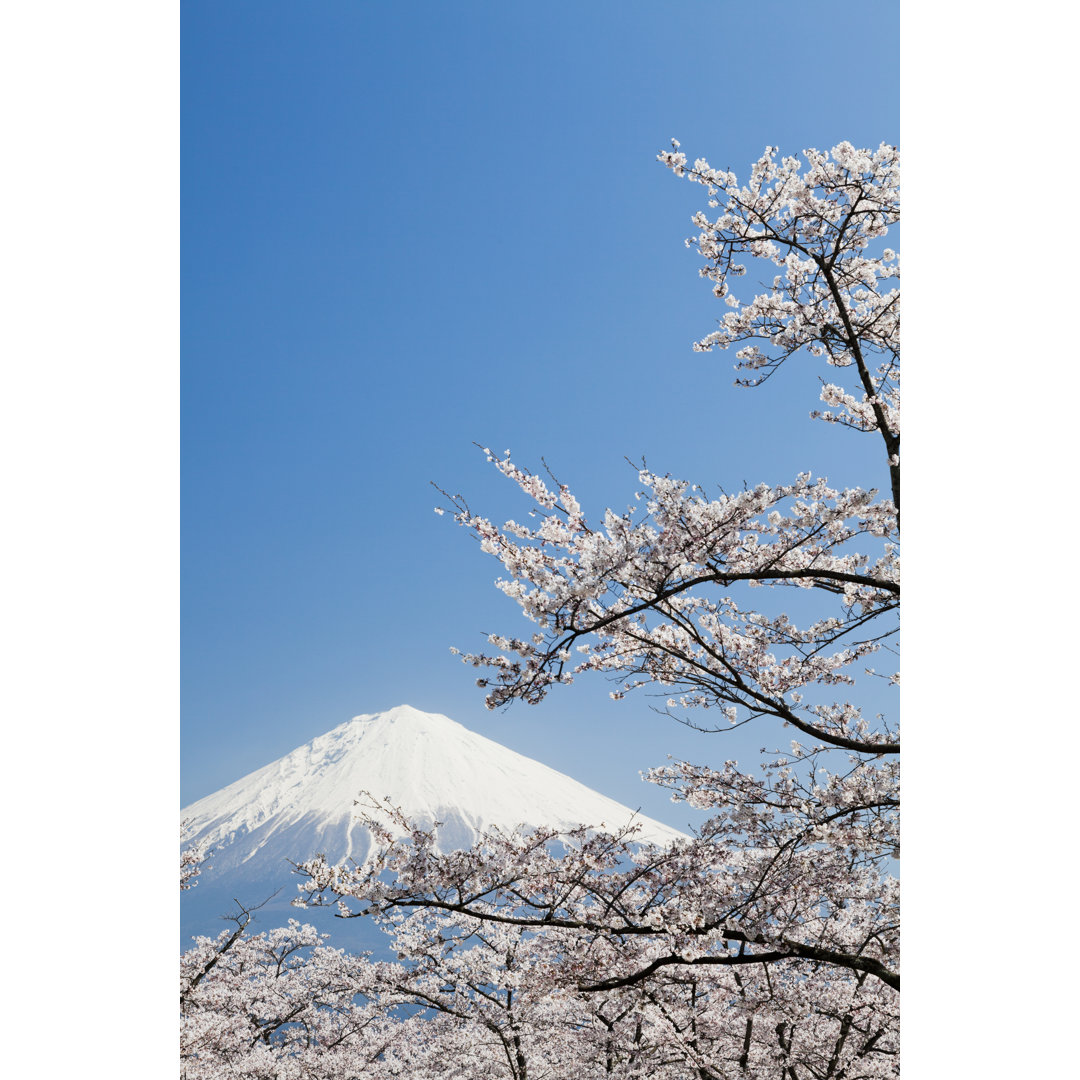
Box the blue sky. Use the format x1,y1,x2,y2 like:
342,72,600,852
181,1,900,818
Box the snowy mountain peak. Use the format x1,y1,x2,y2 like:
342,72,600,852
182,705,686,886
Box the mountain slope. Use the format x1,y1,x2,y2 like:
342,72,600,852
182,705,686,902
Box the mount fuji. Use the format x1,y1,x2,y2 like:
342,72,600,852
181,705,686,946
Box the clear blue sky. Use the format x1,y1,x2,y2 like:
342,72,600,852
181,1,900,819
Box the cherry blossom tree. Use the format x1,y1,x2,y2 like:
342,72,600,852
298,770,898,1076
180,917,404,1078
296,140,901,1077
184,140,900,1078
180,832,411,1078
436,141,899,756
378,906,587,1079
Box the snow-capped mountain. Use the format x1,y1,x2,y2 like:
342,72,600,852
181,705,686,943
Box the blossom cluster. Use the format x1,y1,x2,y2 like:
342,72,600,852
658,140,899,508
180,820,210,891
446,455,897,754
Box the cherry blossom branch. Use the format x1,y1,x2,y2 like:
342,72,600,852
579,931,899,993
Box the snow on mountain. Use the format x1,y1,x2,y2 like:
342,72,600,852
182,704,687,889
